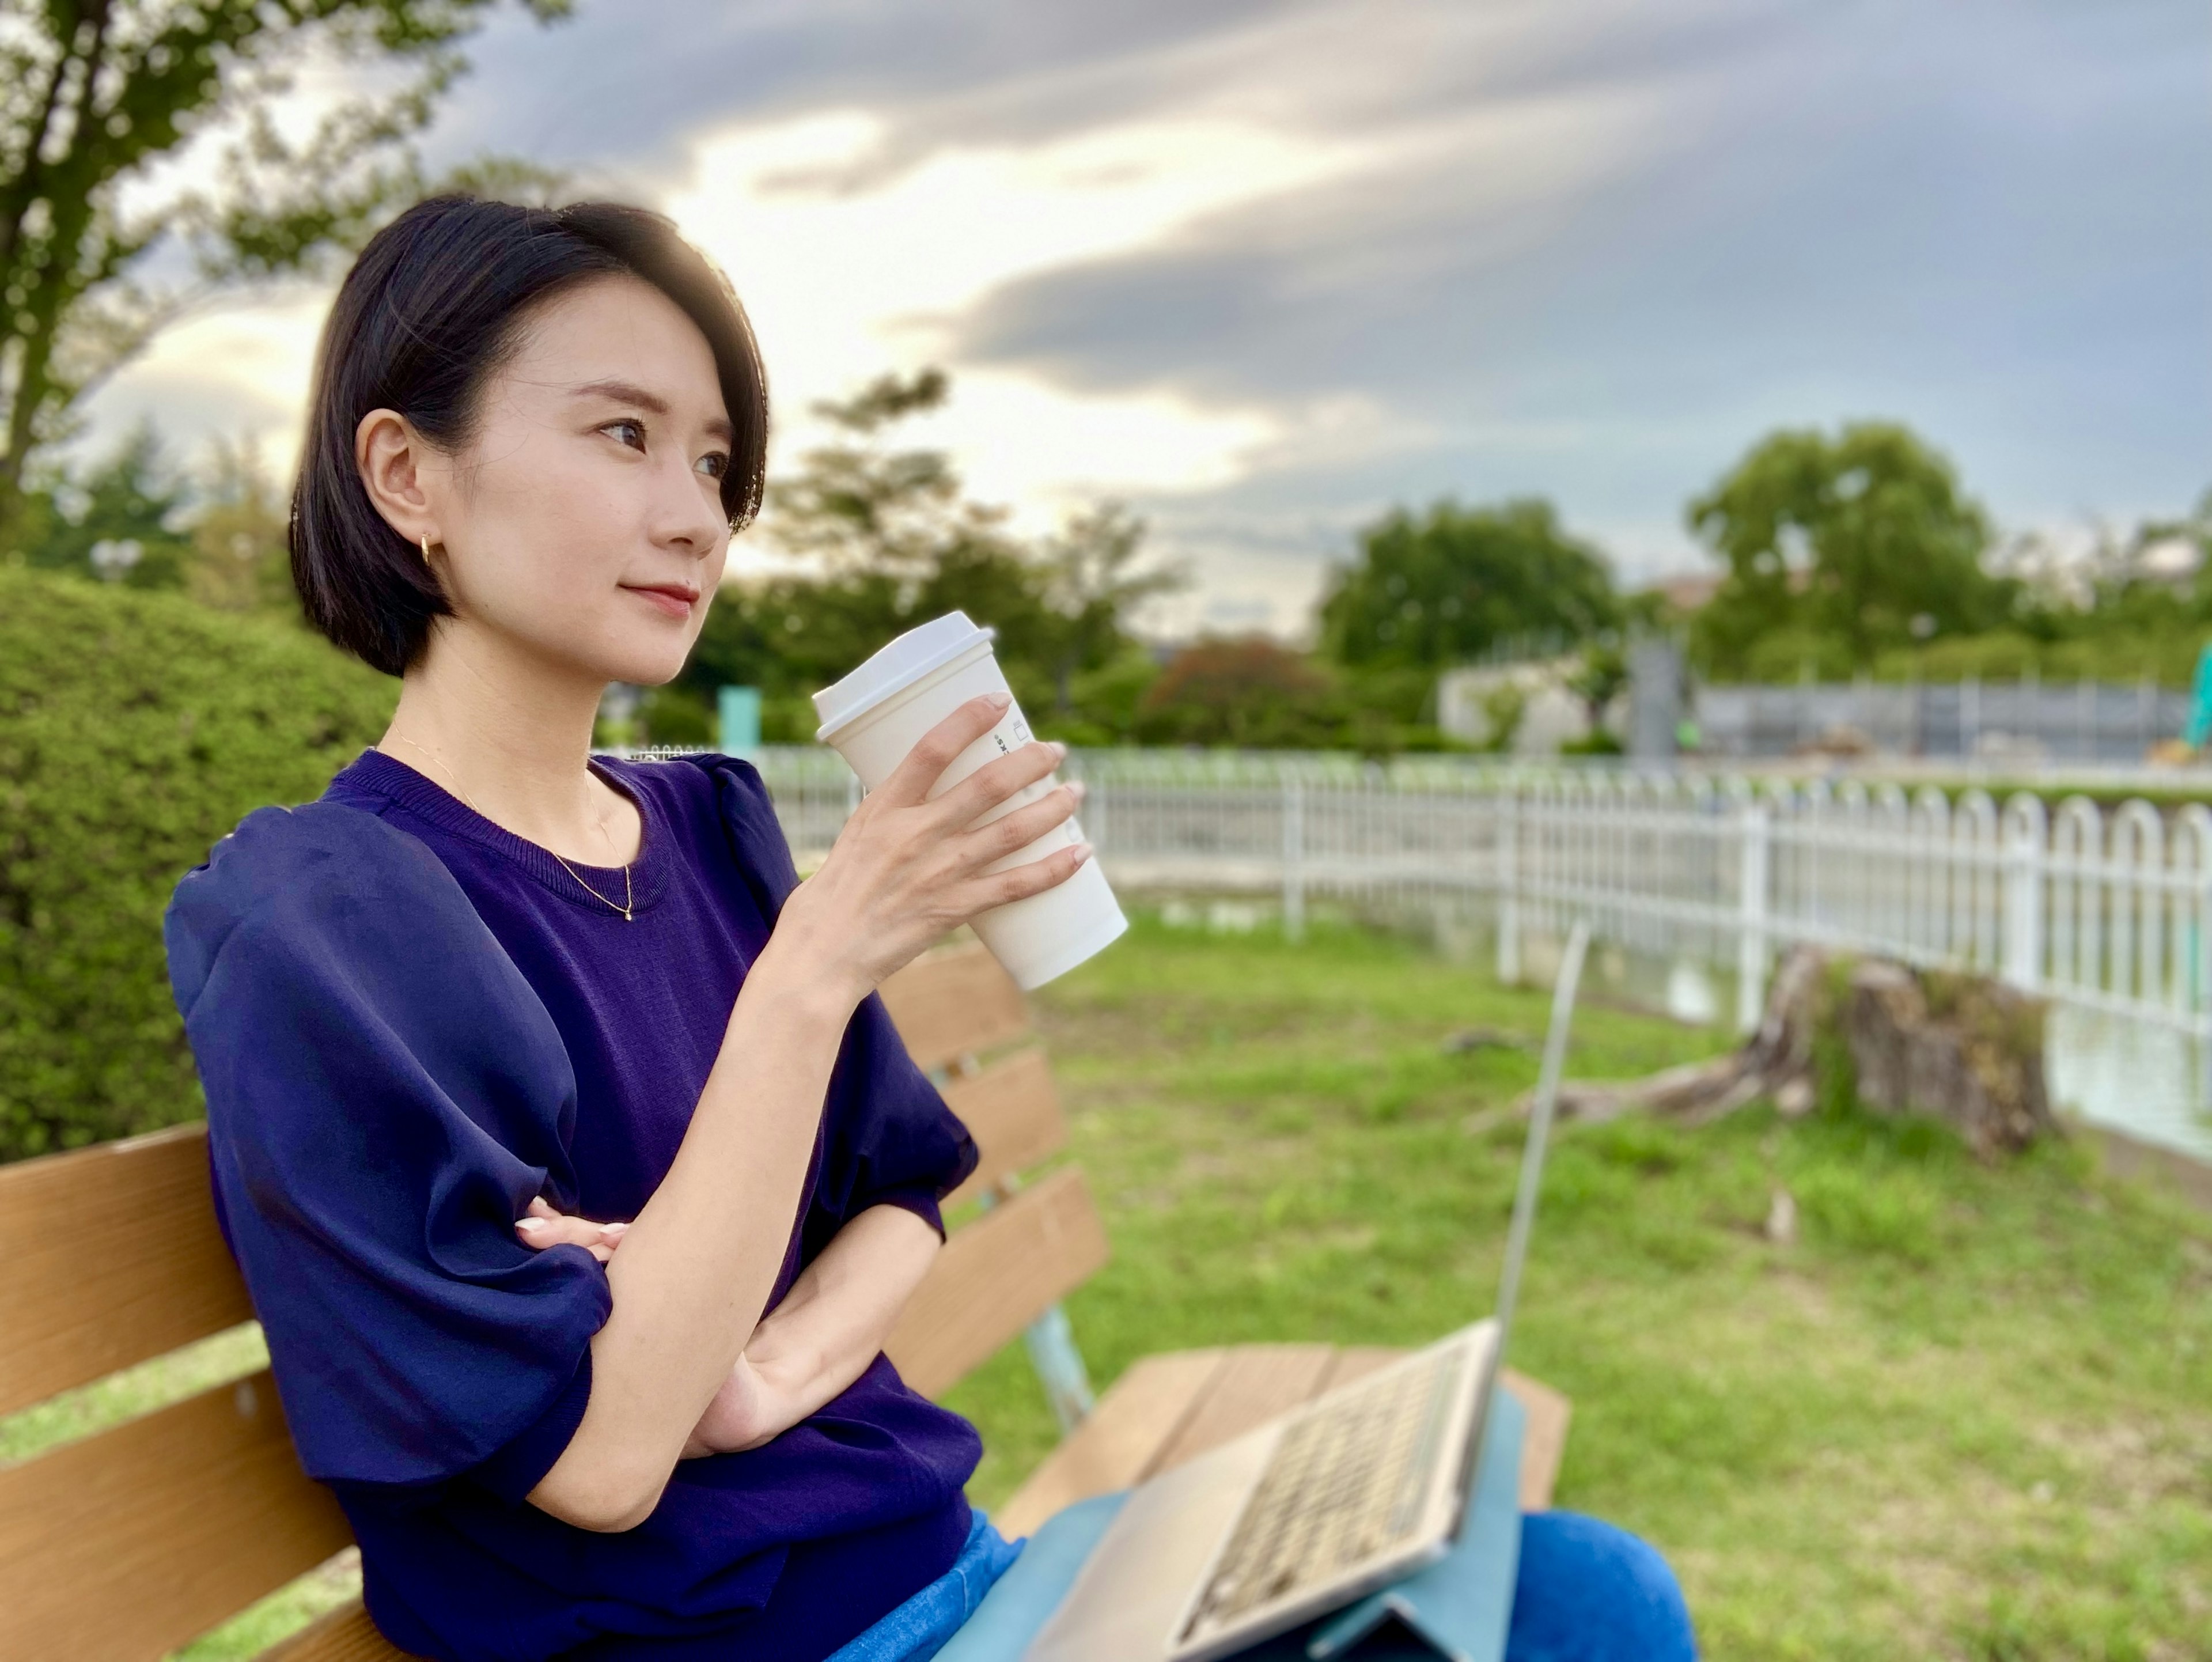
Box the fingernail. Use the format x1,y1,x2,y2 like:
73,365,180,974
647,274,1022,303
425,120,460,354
988,692,1012,711
603,1221,629,1236
1051,740,1069,760
1074,842,1093,865
516,1217,547,1233
1069,780,1088,800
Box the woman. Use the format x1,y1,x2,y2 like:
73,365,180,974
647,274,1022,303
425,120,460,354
165,196,1695,1662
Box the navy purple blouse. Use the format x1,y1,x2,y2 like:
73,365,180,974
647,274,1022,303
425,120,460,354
162,748,984,1662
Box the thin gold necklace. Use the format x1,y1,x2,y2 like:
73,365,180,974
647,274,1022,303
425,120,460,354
387,733,637,922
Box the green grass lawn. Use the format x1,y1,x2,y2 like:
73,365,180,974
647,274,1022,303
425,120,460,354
9,913,2208,1659
941,914,2212,1661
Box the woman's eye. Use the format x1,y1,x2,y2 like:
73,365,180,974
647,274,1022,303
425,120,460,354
604,419,646,450
696,452,730,480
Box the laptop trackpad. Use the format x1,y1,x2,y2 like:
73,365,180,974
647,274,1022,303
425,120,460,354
1025,1429,1277,1662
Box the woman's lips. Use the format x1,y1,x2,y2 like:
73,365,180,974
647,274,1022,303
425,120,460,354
624,585,696,619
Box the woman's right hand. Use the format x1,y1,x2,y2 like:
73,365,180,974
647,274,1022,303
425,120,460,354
766,692,1089,1009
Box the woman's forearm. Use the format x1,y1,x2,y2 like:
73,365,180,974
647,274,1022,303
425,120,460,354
523,701,1085,1532
684,1203,941,1456
530,937,856,1530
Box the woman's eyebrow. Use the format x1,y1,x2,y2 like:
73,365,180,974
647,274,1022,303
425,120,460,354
571,378,735,443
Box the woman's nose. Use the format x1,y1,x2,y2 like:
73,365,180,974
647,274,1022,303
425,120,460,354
652,461,729,558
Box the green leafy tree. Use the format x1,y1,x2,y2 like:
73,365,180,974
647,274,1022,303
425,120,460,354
683,369,1169,735
0,0,571,545
1566,639,1629,733
183,433,296,616
1688,422,2012,677
17,420,195,588
1037,502,1184,711
1319,498,1619,669
1135,637,1341,748
760,368,982,578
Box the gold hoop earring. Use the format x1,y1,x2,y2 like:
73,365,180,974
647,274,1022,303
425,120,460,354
419,532,433,564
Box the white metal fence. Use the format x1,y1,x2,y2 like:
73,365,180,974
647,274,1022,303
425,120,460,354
1692,677,2191,762
718,747,2212,1092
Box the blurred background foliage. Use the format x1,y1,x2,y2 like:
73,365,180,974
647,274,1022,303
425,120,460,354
1685,422,2212,688
0,568,395,1163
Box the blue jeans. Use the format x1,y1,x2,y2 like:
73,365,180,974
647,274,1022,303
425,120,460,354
832,1509,1696,1662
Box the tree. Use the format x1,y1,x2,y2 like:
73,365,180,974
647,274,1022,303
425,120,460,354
762,368,992,579
1134,637,1340,748
685,368,1171,736
1687,422,2011,677
1038,502,1183,711
1566,639,1628,733
0,0,570,545
17,421,195,589
1319,498,1619,669
185,434,294,616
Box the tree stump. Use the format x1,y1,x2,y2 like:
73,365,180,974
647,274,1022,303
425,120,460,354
1547,946,2056,1159
1840,960,2056,1159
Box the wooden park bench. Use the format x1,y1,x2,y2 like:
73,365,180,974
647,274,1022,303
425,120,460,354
0,941,1570,1660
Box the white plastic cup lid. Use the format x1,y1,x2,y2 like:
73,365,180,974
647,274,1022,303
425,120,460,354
812,611,997,741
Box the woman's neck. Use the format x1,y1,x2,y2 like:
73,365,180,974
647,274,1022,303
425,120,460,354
377,620,642,865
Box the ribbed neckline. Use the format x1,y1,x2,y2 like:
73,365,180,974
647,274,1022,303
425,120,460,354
335,746,672,919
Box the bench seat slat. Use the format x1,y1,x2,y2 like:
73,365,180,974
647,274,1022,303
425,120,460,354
885,1168,1109,1399
261,1600,414,1662
998,1348,1575,1540
0,1122,253,1417
0,1369,353,1661
1145,1344,1338,1477
993,1349,1229,1539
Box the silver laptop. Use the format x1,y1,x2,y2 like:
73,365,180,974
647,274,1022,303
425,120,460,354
1027,921,1592,1662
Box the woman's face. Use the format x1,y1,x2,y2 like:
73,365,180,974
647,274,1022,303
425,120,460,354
411,273,736,689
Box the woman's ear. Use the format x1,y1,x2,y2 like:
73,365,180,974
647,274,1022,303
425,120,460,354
355,407,441,548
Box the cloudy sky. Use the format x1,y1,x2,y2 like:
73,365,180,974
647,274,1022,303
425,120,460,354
89,0,2210,638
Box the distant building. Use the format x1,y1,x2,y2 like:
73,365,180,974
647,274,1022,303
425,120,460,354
1437,657,1608,754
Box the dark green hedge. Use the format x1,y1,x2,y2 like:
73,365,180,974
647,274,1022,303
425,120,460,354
0,569,397,1163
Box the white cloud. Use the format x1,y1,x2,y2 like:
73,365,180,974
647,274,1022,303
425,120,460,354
78,289,332,474
81,101,1388,526
665,106,1392,511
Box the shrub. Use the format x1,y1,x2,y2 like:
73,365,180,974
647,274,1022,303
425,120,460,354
1135,637,1338,747
0,568,396,1162
1131,637,1461,754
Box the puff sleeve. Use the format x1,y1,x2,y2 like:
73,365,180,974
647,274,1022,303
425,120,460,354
162,801,612,1491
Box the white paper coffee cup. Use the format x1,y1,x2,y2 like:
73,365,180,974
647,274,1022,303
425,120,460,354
812,611,1128,990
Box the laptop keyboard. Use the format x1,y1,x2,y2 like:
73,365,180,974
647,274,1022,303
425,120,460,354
1174,1345,1467,1652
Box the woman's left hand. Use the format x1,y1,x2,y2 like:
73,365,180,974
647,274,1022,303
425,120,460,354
514,1196,629,1263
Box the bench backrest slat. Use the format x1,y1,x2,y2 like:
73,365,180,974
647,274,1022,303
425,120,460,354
884,1166,1109,1398
0,1122,255,1417
941,1046,1066,1207
5,935,1100,1661
0,1369,353,1661
878,941,1032,1072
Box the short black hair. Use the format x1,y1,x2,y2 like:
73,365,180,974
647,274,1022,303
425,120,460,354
291,196,769,677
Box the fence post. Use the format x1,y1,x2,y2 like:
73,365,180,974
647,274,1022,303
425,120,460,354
1073,752,1103,856
1736,799,1770,1033
2200,862,2212,1110
1282,775,1306,943
1496,788,1521,985
2002,812,2043,991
